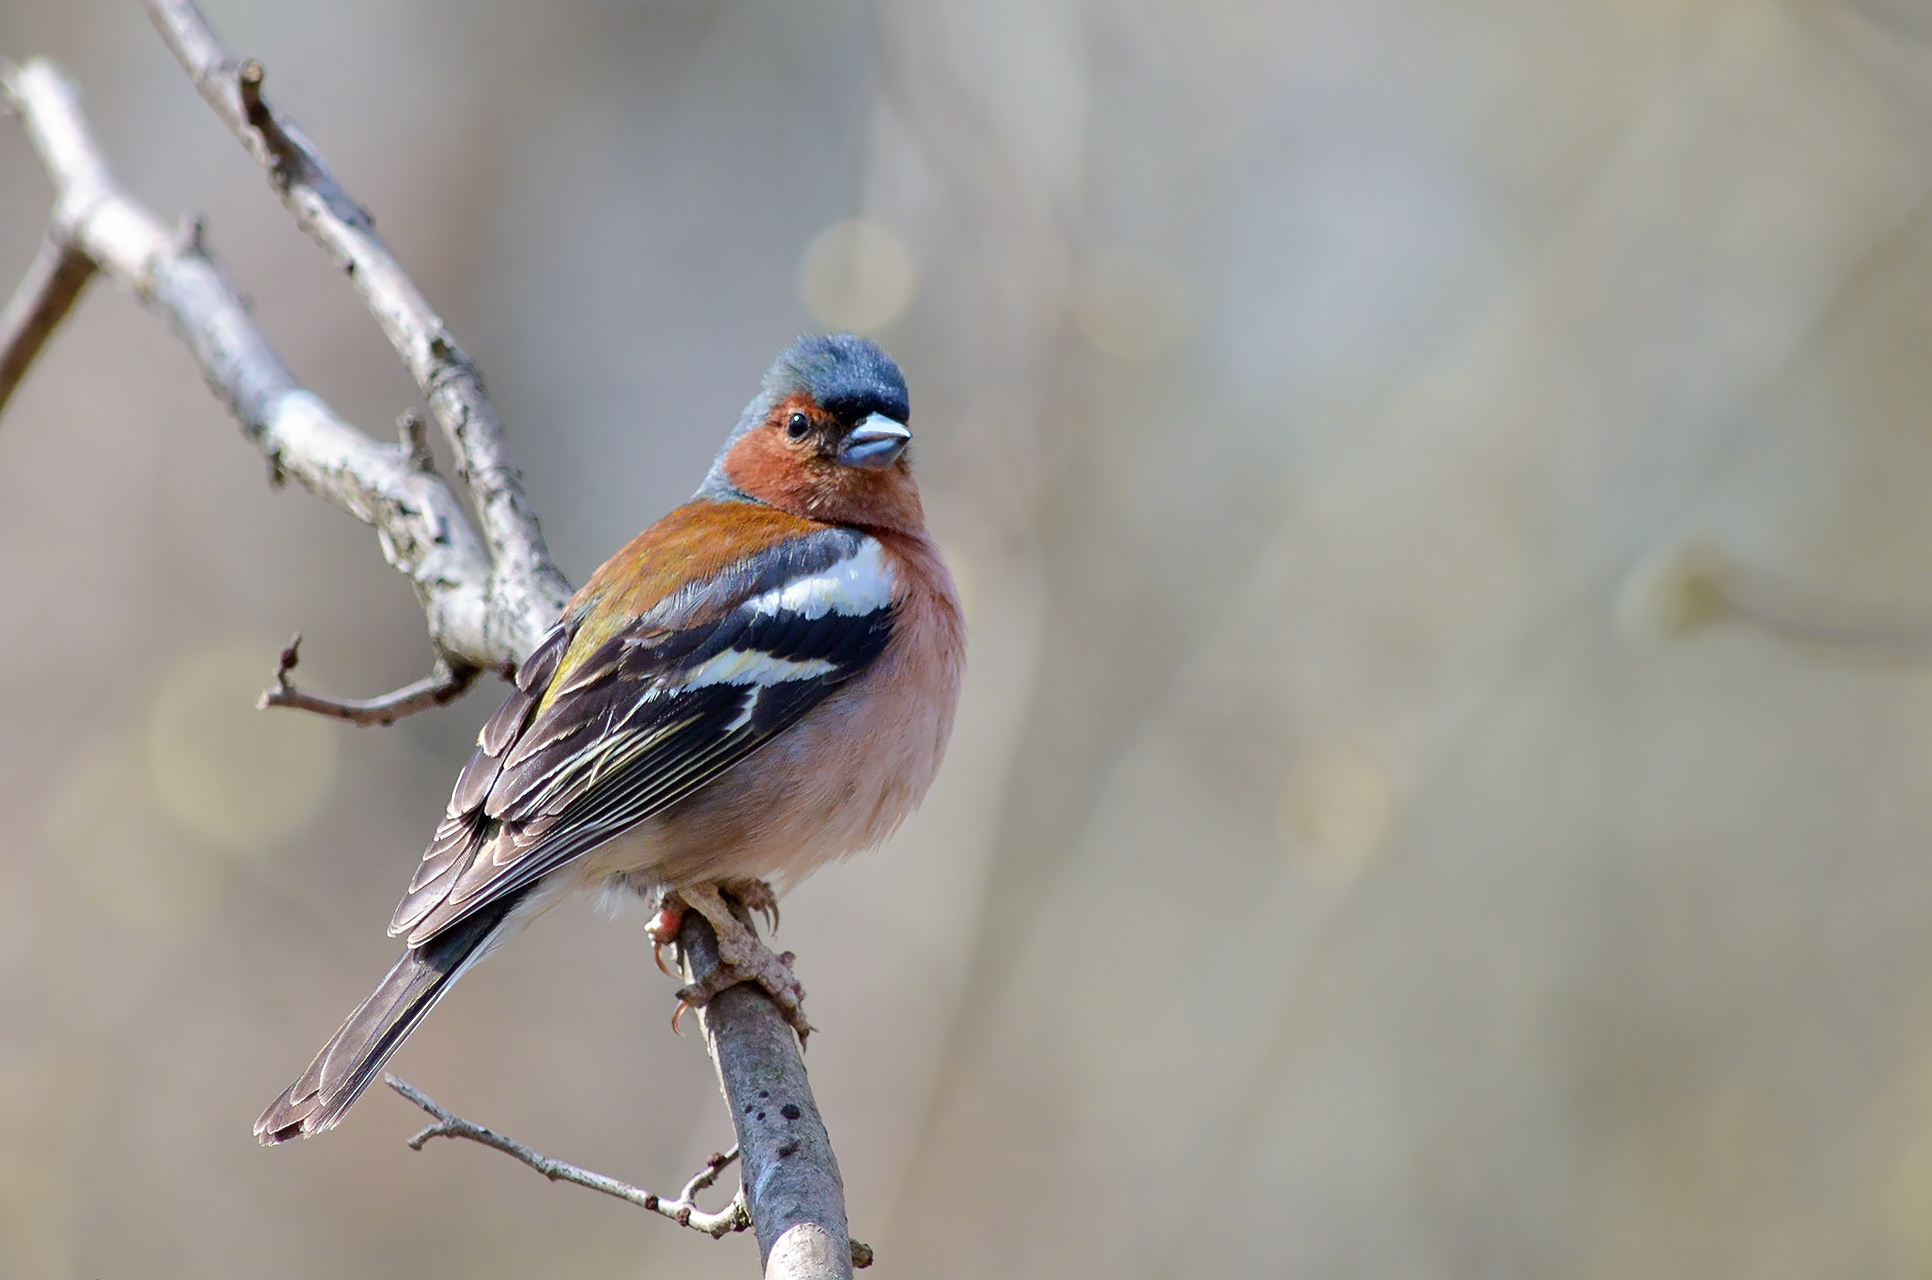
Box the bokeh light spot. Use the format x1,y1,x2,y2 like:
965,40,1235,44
798,219,917,332
1278,743,1395,882
147,641,338,854
1073,245,1191,362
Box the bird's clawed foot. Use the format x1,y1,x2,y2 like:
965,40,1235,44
674,945,806,1042
725,877,781,935
657,883,811,1043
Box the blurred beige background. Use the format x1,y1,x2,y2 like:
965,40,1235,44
6,0,1932,1276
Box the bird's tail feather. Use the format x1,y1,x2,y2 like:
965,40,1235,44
255,892,524,1144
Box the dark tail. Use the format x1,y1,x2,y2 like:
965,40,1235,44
255,893,523,1144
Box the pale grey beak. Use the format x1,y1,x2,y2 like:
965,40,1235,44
839,412,911,468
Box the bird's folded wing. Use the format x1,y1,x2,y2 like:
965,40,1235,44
390,527,897,946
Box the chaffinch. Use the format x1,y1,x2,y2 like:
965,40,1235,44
257,333,965,1143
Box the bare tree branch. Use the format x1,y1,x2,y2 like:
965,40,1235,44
144,0,572,664
0,58,503,670
680,904,864,1279
383,904,881,1275
386,1075,756,1239
0,231,95,416
2,26,865,1280
258,633,477,726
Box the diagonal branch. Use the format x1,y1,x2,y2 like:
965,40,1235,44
144,0,572,663
0,231,95,417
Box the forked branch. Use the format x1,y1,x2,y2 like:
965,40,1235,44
145,0,572,664
0,56,503,675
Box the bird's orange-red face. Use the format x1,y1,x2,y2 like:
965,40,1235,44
721,391,925,534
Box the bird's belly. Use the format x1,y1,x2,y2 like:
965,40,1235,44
576,623,961,898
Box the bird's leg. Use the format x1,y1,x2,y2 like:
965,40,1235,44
643,879,774,977
674,883,811,1042
645,891,685,977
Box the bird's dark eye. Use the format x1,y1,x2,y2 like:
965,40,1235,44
786,411,810,439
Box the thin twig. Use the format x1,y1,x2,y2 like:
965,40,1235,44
144,0,572,663
0,232,95,416
384,1075,755,1239
258,633,477,726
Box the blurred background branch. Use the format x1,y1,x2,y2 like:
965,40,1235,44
0,230,93,415
1622,535,1932,661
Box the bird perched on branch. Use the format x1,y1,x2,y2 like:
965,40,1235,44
257,333,964,1143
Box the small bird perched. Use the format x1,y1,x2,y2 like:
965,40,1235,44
257,333,964,1143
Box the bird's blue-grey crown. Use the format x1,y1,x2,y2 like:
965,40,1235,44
698,333,911,500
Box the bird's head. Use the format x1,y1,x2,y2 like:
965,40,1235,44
699,333,924,533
